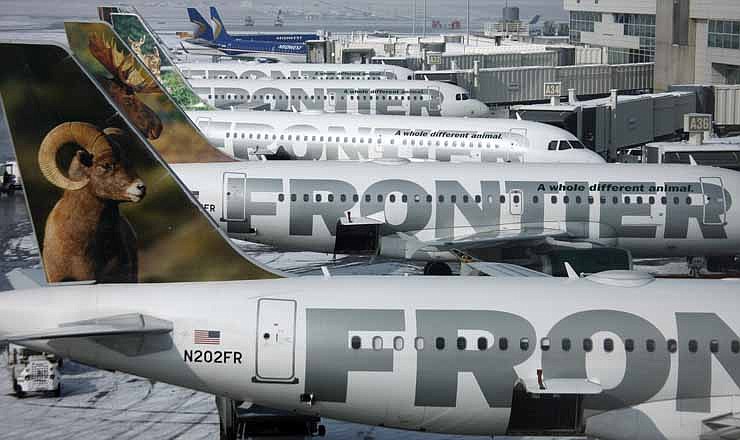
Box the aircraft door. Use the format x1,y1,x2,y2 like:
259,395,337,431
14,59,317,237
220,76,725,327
428,86,441,113
510,190,523,216
254,299,297,383
327,91,337,112
701,177,727,225
223,172,246,221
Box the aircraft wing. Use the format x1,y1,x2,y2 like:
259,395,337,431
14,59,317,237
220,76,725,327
5,313,172,342
397,226,581,259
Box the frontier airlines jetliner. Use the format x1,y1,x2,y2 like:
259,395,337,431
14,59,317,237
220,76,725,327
2,38,740,440
60,22,740,275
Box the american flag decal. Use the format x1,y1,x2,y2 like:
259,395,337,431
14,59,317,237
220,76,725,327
194,330,221,345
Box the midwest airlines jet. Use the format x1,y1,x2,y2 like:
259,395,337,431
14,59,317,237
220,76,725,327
190,78,490,117
2,39,740,440
178,61,415,81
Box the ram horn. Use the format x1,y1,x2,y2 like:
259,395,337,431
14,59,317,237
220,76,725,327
37,122,111,190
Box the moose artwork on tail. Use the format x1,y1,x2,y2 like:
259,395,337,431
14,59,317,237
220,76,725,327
88,33,163,140
38,122,146,283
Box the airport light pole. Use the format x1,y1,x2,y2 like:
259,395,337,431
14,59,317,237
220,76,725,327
466,0,470,44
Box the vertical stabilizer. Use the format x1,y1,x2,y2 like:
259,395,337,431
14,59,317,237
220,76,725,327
210,6,232,45
0,41,281,284
188,7,215,41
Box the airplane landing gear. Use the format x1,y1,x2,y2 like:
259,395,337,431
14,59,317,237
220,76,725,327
423,262,453,276
215,396,324,439
688,257,706,278
216,396,238,440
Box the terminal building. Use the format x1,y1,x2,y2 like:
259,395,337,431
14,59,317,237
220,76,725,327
563,0,740,89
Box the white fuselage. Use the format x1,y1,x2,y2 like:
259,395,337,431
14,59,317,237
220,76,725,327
186,110,605,163
189,79,489,117
178,62,415,81
172,161,740,259
1,275,739,440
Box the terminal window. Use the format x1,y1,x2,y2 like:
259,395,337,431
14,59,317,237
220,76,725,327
569,11,602,43
709,20,740,50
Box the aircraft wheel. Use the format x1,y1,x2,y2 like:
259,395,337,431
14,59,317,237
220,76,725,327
12,380,25,398
318,424,326,436
423,262,453,276
53,384,61,398
216,396,238,440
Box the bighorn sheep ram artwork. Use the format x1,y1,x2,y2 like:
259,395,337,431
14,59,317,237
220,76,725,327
38,122,146,283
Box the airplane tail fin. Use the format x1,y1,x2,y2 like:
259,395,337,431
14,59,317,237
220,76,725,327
188,8,215,41
65,21,232,164
210,6,232,44
0,40,282,284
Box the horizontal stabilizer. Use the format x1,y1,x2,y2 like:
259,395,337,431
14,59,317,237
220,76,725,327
6,313,172,342
462,262,552,278
5,268,47,290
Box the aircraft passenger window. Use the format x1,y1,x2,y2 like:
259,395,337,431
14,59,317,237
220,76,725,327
365,195,371,202
372,336,383,351
303,194,309,202
394,336,404,351
673,197,680,205
649,196,655,204
499,337,509,351
589,196,594,204
226,132,230,139
710,340,719,353
344,137,349,143
435,337,446,350
291,194,297,202
562,338,572,352
351,336,362,349
402,195,408,203
390,195,396,203
548,141,558,151
732,340,740,354
426,195,433,203
689,340,698,353
625,339,635,352
457,337,467,350
278,194,285,202
500,195,506,204
646,339,656,352
312,136,316,142
328,194,335,202
352,137,357,143
637,196,643,204
415,337,425,351
287,135,291,140
661,196,667,205
604,338,614,352
320,136,324,142
475,195,482,203
340,194,346,202
512,337,526,351
551,196,558,204
438,195,444,203
600,196,606,204
414,195,421,203
667,339,677,353
273,135,277,140
208,95,212,99
377,195,383,202
451,195,457,203
563,196,570,204
612,196,619,204
316,194,322,202
478,337,488,351
513,195,520,204
686,196,692,205
541,338,551,351
583,338,593,352
353,195,359,202
463,195,470,203
624,196,631,204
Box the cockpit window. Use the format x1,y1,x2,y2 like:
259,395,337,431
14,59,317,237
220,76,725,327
558,141,572,151
570,140,586,149
461,93,470,100
548,141,558,151
455,93,462,101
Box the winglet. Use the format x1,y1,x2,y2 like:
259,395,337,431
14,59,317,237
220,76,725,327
564,262,579,280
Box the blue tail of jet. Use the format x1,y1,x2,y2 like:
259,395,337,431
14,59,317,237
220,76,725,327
209,6,232,44
187,8,214,41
